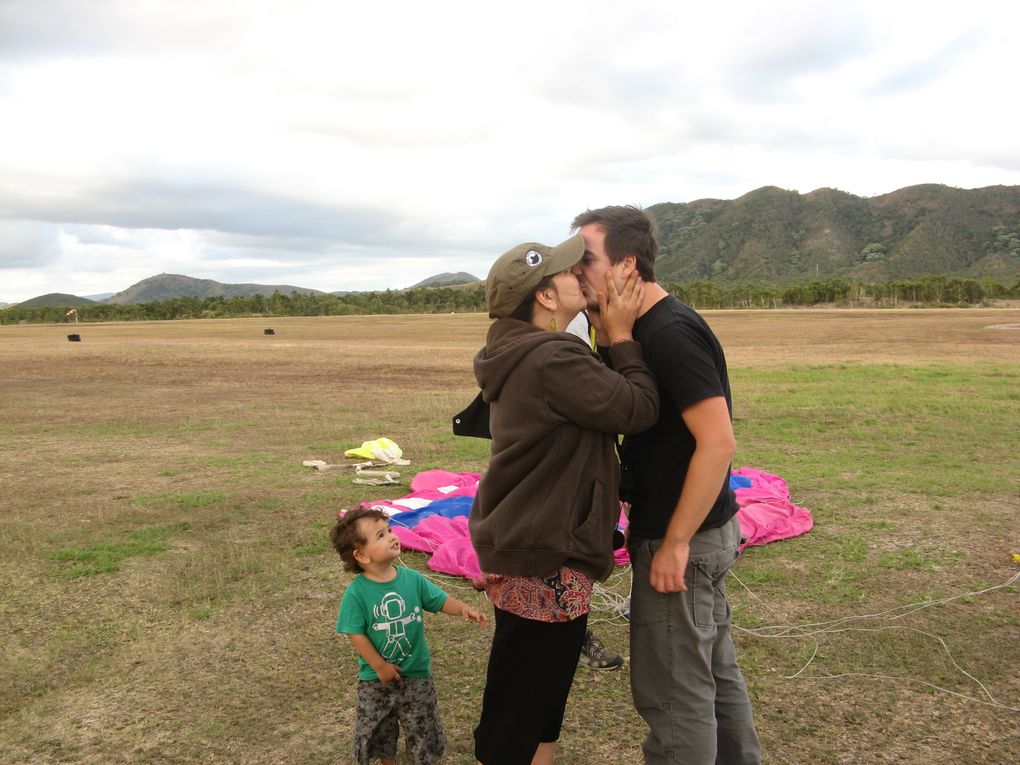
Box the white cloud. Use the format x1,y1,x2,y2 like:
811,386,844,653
2,0,1020,302
0,220,63,268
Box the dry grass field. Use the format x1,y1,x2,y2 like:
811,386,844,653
1,308,1018,764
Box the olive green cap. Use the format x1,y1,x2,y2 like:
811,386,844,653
485,233,584,319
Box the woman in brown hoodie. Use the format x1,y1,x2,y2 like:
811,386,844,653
470,233,659,765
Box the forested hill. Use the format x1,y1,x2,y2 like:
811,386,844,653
15,293,98,309
408,272,480,288
649,184,1020,283
106,274,325,304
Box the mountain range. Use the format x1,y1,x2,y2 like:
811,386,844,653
5,184,1018,308
650,183,1020,283
104,273,327,304
7,272,484,308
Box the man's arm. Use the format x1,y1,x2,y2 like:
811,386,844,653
648,396,736,594
346,633,401,683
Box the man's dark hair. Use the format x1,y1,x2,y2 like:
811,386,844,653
571,205,658,281
509,275,555,323
330,507,389,573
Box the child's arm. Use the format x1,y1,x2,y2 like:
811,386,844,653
346,634,401,683
440,596,487,625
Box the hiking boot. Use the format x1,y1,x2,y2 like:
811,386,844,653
578,629,623,670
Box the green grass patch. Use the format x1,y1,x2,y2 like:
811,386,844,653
189,603,218,621
852,519,899,531
732,562,797,586
732,362,1020,499
305,443,340,453
69,417,243,439
205,453,277,469
429,433,492,466
50,522,190,577
876,546,966,571
830,533,868,563
134,491,230,509
295,518,334,557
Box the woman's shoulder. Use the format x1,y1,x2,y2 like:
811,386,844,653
543,332,597,358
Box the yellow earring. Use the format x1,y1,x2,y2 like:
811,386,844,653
549,317,558,332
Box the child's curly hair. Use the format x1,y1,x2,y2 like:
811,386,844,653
330,507,389,573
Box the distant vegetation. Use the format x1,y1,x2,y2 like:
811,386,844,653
3,276,1018,324
15,293,98,309
663,274,1019,309
408,272,480,288
105,273,324,304
1,286,488,324
649,184,1020,283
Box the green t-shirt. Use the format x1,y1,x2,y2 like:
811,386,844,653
336,566,448,681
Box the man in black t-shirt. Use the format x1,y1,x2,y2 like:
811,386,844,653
570,206,761,765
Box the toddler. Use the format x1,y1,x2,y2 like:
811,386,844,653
332,507,486,765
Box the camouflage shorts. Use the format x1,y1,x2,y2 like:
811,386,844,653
352,676,447,765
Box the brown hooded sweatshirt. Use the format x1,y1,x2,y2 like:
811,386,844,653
469,318,659,581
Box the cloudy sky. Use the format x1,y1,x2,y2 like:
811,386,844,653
2,0,1019,303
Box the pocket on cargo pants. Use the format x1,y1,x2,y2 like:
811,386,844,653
687,535,738,629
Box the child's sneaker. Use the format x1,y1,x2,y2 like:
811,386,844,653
578,629,623,670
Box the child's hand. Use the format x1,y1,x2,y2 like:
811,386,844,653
442,597,488,625
376,662,401,684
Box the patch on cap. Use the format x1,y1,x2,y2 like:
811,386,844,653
524,250,543,267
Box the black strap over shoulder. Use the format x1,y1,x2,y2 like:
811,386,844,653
452,391,492,439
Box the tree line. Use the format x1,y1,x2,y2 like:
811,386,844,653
3,276,1019,325
665,275,1020,309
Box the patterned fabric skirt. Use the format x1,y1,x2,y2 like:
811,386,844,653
483,565,593,622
